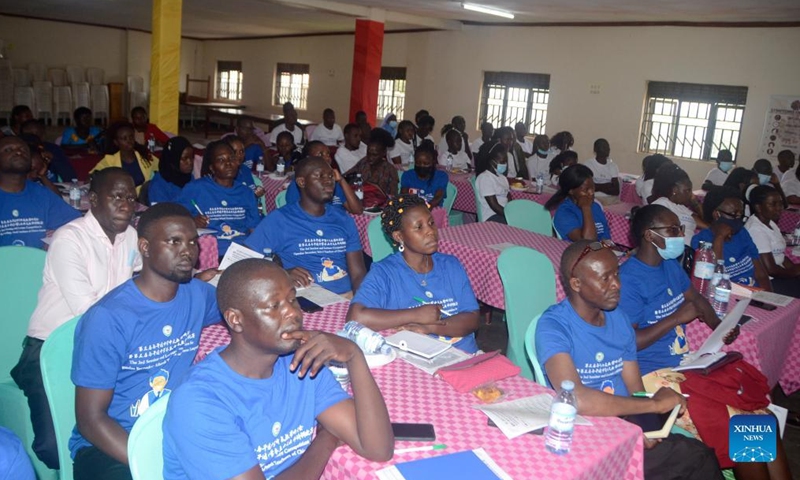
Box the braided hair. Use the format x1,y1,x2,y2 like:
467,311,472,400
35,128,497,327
380,193,429,246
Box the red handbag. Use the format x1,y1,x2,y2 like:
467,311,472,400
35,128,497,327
435,351,521,393
361,182,389,208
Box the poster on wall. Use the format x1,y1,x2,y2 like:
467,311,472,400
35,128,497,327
758,95,800,162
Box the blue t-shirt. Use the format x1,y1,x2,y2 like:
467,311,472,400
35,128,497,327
536,300,637,396
0,427,35,480
352,252,479,353
553,198,611,242
60,126,102,146
0,180,81,248
691,228,760,286
619,257,691,375
163,350,349,480
243,144,264,170
69,279,221,458
400,170,448,204
246,202,361,294
44,142,77,182
235,164,257,192
148,172,182,205
285,180,345,208
177,176,260,255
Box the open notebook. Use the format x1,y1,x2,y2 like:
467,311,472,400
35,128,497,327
673,298,750,372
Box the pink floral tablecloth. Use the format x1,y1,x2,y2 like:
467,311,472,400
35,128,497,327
196,301,645,480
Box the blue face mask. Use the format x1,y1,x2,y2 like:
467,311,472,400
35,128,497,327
651,231,685,260
758,173,771,185
538,149,549,156
496,163,508,175
719,161,733,173
389,120,398,129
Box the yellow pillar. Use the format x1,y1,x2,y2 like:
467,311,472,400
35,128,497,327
149,0,182,134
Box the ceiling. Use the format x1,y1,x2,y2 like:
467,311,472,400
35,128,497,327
1,0,798,39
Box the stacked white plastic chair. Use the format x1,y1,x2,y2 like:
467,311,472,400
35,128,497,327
33,81,53,125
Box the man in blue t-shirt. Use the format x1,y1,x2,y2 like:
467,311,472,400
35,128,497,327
536,240,722,479
69,203,221,480
0,136,80,248
163,259,393,479
246,157,366,295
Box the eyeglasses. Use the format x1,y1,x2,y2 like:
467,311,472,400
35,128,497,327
570,239,615,278
649,225,685,237
716,208,744,220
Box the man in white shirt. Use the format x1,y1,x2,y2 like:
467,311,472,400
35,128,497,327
778,150,796,182
335,124,367,175
782,167,800,205
10,168,141,470
270,109,304,146
471,122,493,155
583,138,619,198
415,115,436,146
309,108,344,147
702,150,733,190
525,134,551,179
514,122,533,155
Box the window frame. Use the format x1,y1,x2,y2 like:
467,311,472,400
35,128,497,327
377,67,407,123
274,63,310,110
215,61,243,102
478,71,551,135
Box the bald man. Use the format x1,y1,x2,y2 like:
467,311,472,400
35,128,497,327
163,259,393,479
535,240,722,479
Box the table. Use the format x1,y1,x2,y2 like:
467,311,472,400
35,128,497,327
603,202,637,247
685,298,800,394
620,180,642,205
438,222,569,309
196,301,645,480
62,147,103,181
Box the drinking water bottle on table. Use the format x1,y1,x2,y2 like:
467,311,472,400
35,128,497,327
545,380,577,455
711,273,732,318
341,321,392,355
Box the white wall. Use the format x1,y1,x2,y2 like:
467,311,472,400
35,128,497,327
200,26,800,186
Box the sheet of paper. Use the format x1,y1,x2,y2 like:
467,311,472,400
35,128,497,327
197,227,216,235
217,242,264,271
751,290,793,307
473,394,591,439
297,283,347,306
396,347,471,375
731,282,753,298
487,242,518,252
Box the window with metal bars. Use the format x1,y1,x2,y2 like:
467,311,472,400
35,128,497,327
479,71,550,135
377,67,406,122
640,81,748,161
274,63,310,109
216,61,242,101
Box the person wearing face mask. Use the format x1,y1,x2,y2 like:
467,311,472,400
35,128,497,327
525,134,551,180
380,113,398,139
546,164,611,242
402,141,448,208
475,140,511,223
702,150,734,190
751,158,787,207
690,187,772,290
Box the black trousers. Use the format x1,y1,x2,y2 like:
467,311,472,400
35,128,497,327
73,446,132,480
10,336,59,470
643,434,724,480
771,276,800,298
486,213,507,224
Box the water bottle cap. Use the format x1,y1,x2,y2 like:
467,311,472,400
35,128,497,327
717,259,724,264
560,380,575,390
722,273,730,279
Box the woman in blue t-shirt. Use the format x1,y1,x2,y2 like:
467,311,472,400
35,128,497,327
545,163,611,242
400,140,448,208
147,136,193,205
346,194,480,353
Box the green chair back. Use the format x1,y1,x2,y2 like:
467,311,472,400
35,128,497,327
0,246,47,381
505,199,553,236
252,174,267,216
128,391,171,480
497,246,556,382
523,314,548,387
443,182,457,215
469,176,483,222
41,316,80,480
367,216,395,263
275,190,287,209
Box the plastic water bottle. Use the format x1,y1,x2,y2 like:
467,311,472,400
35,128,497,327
536,172,545,194
69,179,81,208
276,157,286,176
341,321,392,355
408,152,415,171
706,260,726,300
256,155,264,174
446,154,453,172
793,220,800,246
711,273,732,318
354,174,364,200
147,136,155,154
545,380,577,455
691,241,716,295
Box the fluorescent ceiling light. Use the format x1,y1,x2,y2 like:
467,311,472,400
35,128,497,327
462,3,515,19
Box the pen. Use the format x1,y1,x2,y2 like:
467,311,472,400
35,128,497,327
632,392,690,398
395,444,447,454
190,200,205,216
412,297,453,317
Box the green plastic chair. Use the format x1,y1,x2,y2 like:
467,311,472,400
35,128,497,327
443,182,463,226
497,246,556,381
128,391,171,480
523,313,548,387
367,216,395,263
275,190,287,209
0,246,57,480
469,176,484,222
252,174,267,216
505,199,553,236
41,316,81,480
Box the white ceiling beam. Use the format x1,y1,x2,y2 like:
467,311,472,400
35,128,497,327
271,0,462,30
385,10,462,30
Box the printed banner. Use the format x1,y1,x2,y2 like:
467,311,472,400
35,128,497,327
758,95,800,162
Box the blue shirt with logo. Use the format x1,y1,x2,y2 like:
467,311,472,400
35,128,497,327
148,172,182,205
0,180,80,248
553,198,611,242
400,170,448,204
285,180,345,208
691,228,760,286
243,144,265,170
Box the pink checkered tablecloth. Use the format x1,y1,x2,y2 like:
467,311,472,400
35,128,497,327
447,171,477,214
350,208,448,257
778,208,800,233
196,301,645,480
260,174,291,212
685,297,800,394
620,181,643,205
438,222,569,309
603,202,637,247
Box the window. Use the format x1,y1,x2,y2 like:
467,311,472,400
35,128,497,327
640,81,748,161
274,63,310,109
479,71,550,134
377,67,406,121
216,61,242,101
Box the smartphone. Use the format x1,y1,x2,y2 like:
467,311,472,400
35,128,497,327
391,423,436,441
738,314,753,327
487,418,544,435
297,296,323,313
750,300,777,311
